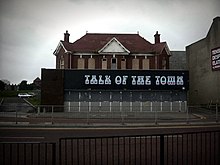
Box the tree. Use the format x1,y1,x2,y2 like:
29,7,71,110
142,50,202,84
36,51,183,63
1,79,10,85
18,80,34,90
0,80,6,91
19,80,28,90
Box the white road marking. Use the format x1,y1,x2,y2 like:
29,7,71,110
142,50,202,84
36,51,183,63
0,136,45,139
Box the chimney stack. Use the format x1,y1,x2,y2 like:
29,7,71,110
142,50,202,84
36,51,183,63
64,30,70,42
154,31,160,44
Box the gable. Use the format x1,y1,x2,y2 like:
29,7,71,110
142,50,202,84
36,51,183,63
53,41,72,55
98,37,130,54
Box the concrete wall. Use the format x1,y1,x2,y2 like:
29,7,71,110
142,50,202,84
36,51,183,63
186,17,220,105
170,51,187,70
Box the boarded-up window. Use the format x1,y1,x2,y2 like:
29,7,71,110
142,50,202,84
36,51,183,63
60,56,64,69
142,58,150,70
102,58,107,69
162,57,166,69
88,58,95,69
132,58,139,70
121,58,126,69
155,56,158,69
77,58,85,69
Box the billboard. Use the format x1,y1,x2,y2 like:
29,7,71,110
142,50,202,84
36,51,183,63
64,70,189,90
211,47,220,71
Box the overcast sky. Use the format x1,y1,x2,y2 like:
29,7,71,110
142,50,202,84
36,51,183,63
0,0,219,84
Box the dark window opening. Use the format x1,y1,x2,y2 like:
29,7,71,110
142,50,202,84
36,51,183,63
112,58,116,63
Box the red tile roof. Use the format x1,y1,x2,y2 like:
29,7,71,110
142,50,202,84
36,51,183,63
153,42,167,54
61,33,168,54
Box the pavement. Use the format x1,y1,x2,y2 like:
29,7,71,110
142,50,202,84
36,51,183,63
0,97,219,128
0,111,219,128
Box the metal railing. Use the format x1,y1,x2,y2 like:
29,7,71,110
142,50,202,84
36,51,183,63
59,130,220,165
0,130,219,165
0,142,56,165
0,104,219,125
34,104,219,125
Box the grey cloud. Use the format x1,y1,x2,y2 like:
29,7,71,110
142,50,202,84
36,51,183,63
0,0,219,84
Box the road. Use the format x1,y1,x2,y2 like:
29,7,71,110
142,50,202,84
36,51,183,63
0,125,220,143
0,97,35,113
1,98,220,165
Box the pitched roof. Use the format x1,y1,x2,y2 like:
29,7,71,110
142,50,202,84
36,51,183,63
56,33,168,55
153,42,171,55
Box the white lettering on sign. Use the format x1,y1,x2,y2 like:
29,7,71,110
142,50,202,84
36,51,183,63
115,76,121,85
131,76,136,85
213,60,220,65
85,75,90,84
167,76,176,85
105,75,111,84
137,76,145,85
155,76,160,85
211,47,220,70
90,75,98,84
160,76,167,85
122,76,128,85
212,54,220,60
145,76,151,85
115,75,128,85
84,75,111,85
99,75,104,84
177,76,184,85
212,48,220,55
84,75,185,86
131,76,152,85
155,76,184,86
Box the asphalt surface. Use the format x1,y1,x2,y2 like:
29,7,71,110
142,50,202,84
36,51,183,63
0,97,220,143
0,97,35,113
1,98,220,165
0,125,220,143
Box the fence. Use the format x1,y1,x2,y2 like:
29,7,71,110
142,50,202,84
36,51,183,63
0,131,219,165
0,142,56,165
59,130,220,165
63,101,187,112
0,103,219,125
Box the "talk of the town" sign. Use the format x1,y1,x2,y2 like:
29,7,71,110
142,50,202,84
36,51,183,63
211,47,220,71
64,70,189,90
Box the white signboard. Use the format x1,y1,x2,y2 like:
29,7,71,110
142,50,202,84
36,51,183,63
211,47,220,70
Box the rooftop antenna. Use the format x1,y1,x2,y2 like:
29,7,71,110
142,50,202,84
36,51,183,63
86,30,88,34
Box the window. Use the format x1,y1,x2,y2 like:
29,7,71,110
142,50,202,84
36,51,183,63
132,58,139,70
102,57,107,69
155,56,158,69
88,57,95,69
111,58,117,69
162,57,166,69
112,58,116,63
77,56,85,69
121,58,126,69
59,56,64,69
142,58,149,70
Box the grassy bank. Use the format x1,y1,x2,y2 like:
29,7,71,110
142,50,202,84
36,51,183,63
0,90,41,106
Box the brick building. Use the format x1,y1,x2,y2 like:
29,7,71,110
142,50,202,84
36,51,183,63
54,31,171,70
41,31,188,112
